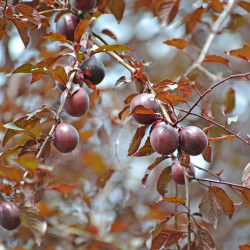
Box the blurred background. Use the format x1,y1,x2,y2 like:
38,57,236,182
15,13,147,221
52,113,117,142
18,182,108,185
0,0,249,249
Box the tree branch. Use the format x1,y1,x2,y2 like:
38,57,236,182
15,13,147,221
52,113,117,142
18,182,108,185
177,107,250,145
183,0,236,77
175,72,250,126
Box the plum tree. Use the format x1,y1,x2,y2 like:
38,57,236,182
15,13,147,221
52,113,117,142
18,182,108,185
130,93,159,124
171,161,195,185
0,203,21,231
56,13,79,41
179,126,208,156
150,124,179,155
70,0,97,12
79,55,105,85
63,87,89,117
52,123,79,153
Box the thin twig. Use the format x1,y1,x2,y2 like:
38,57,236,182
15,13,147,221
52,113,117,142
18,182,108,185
175,72,250,126
39,8,73,15
183,0,236,78
176,106,250,145
193,176,250,190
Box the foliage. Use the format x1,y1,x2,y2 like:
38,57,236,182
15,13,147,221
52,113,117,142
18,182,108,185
0,0,250,249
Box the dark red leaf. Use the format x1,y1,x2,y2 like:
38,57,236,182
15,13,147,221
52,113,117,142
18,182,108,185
41,32,71,44
199,188,221,228
228,44,250,61
235,188,250,208
196,225,215,250
130,105,156,115
153,0,180,26
142,155,168,186
102,29,117,41
133,136,155,156
96,169,114,188
239,244,250,250
210,186,234,219
15,4,42,28
222,88,235,114
48,66,68,84
237,1,250,12
12,19,30,48
124,94,137,104
202,55,229,67
74,19,89,43
0,164,23,184
156,91,187,104
202,142,212,163
49,183,78,194
163,38,188,49
160,196,185,205
128,125,148,156
107,0,125,23
184,6,204,34
157,166,172,197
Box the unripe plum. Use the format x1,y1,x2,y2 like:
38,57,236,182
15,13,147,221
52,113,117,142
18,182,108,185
150,124,179,155
63,88,89,117
0,203,21,231
79,55,105,85
70,0,97,12
53,123,79,153
130,93,159,125
172,162,195,185
56,13,79,41
179,126,208,156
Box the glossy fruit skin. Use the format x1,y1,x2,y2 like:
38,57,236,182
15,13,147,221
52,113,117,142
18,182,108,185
150,124,179,155
130,93,159,125
56,13,79,41
179,126,208,156
172,162,195,185
150,120,165,134
63,88,89,117
0,203,21,231
70,0,97,12
79,55,105,85
53,123,79,153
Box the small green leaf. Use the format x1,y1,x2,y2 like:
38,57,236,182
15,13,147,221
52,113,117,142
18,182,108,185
91,44,133,55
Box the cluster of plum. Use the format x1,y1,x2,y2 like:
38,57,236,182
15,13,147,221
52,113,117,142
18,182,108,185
0,202,21,231
53,55,105,154
52,1,106,154
130,93,208,184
